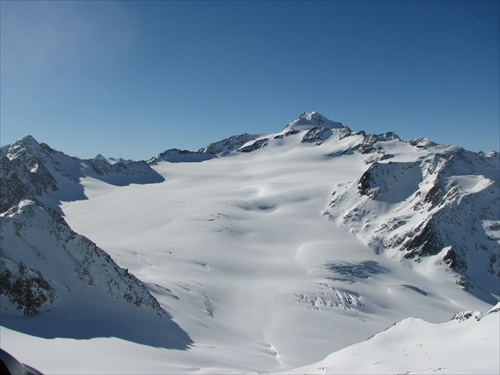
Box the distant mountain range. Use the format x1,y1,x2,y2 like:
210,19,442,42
1,112,498,374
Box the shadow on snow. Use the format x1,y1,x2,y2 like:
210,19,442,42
1,300,193,350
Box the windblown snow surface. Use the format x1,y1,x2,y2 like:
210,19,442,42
1,113,499,374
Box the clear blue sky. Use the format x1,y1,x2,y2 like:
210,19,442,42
1,1,499,159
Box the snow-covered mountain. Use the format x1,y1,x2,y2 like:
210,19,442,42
1,112,498,374
324,134,500,303
198,133,259,155
0,135,164,213
281,303,500,375
198,112,499,301
0,198,164,317
0,136,192,349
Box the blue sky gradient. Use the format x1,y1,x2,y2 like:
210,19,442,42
1,1,499,159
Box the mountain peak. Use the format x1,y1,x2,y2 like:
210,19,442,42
18,135,39,145
93,154,135,165
285,111,344,131
299,111,325,121
3,135,45,161
12,135,41,149
94,154,110,163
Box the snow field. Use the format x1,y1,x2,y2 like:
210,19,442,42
282,309,500,374
2,122,497,374
55,140,493,373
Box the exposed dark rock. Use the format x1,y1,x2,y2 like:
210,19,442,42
357,167,373,197
0,259,56,316
443,247,467,270
325,260,387,282
356,132,400,154
238,138,269,153
0,200,166,316
301,126,333,145
337,127,352,140
402,220,444,258
199,133,259,155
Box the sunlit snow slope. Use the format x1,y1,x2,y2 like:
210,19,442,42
1,112,498,374
281,303,500,375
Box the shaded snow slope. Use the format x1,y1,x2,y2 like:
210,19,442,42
0,136,190,351
0,199,192,349
1,112,498,374
0,199,165,316
94,154,135,165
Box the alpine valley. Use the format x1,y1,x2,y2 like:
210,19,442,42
1,112,499,374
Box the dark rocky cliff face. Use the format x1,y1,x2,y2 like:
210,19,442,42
199,133,258,155
0,149,59,212
0,260,56,316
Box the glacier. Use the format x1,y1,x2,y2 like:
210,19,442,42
1,112,498,374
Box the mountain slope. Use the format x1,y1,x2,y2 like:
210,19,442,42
198,133,259,155
0,135,191,350
282,303,500,375
324,142,499,302
0,199,164,316
0,135,164,214
192,112,499,302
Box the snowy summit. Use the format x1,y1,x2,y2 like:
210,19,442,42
284,111,345,130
